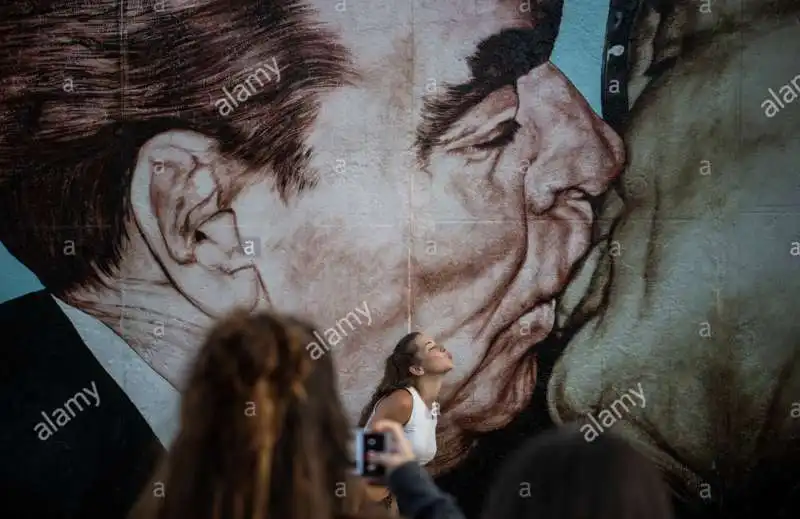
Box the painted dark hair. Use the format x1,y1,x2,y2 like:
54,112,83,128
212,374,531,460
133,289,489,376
0,0,355,296
357,332,422,427
481,424,674,519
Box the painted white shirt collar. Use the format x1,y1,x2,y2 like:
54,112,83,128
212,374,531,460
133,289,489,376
52,296,180,448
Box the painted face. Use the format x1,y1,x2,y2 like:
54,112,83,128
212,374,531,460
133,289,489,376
0,0,625,474
232,0,624,425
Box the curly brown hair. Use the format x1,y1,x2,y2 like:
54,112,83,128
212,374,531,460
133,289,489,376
131,309,389,519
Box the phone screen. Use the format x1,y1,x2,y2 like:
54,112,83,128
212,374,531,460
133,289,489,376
354,430,390,480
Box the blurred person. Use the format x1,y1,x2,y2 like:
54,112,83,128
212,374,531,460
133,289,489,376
358,332,454,511
481,424,674,519
129,310,462,519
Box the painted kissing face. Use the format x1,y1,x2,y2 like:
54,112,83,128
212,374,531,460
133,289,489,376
233,1,625,450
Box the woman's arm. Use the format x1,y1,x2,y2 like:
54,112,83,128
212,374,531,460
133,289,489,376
370,389,413,425
364,391,414,506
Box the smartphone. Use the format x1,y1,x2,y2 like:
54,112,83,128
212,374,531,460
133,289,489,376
353,429,393,481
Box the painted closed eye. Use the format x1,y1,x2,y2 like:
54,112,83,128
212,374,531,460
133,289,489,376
439,85,521,164
449,119,521,163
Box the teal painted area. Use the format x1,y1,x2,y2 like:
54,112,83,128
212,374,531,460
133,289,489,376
550,0,607,115
0,241,43,304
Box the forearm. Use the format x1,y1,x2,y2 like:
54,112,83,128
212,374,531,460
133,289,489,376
387,462,466,519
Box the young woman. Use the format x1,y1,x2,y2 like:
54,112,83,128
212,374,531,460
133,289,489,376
358,332,454,513
128,310,463,519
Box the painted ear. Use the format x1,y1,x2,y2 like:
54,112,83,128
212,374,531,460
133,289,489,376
129,130,263,315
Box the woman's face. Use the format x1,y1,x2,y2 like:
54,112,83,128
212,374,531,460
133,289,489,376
414,334,454,375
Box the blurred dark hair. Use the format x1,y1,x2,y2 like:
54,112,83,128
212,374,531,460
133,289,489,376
356,332,422,427
132,309,387,519
481,424,674,519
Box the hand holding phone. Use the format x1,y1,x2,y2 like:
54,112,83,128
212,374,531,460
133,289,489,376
365,419,417,474
355,429,393,481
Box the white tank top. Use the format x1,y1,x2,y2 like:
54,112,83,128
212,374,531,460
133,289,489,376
366,386,438,465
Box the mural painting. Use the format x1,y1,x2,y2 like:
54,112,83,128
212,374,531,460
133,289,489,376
0,0,798,517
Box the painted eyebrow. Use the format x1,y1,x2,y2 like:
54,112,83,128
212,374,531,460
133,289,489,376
414,26,558,166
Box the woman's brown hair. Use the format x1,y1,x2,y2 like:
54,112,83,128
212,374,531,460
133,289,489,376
132,309,389,519
357,332,422,427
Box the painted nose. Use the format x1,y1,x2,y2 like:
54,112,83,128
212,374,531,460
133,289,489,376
515,63,625,214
